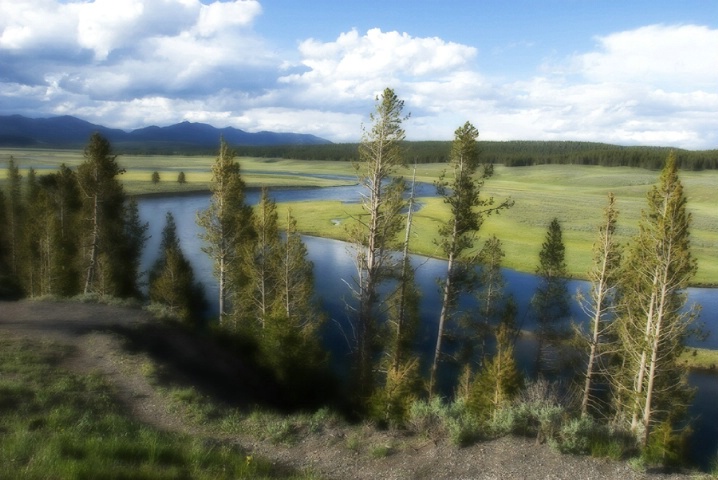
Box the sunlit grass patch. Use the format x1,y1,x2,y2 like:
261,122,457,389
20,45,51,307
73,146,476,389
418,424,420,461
680,348,718,372
0,337,299,479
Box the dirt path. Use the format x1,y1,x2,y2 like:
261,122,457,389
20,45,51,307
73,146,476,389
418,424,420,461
0,300,704,479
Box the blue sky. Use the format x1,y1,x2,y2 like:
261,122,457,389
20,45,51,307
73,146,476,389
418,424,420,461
1,0,717,148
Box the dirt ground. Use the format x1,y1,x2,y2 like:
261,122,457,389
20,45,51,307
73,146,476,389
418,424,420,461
0,300,707,479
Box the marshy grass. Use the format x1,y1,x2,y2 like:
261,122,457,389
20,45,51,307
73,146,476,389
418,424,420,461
0,337,306,479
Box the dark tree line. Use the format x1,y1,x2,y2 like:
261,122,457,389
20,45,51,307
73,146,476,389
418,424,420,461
228,141,717,171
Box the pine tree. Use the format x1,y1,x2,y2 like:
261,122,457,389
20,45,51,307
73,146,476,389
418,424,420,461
0,190,18,298
613,153,698,452
388,166,421,373
430,122,512,396
21,168,43,296
465,238,523,422
236,192,327,401
239,187,281,331
76,133,126,296
348,87,408,400
277,209,321,332
261,208,327,402
37,165,83,297
577,193,621,416
151,171,160,184
177,171,186,184
149,212,205,324
532,217,570,375
197,139,254,322
468,298,523,422
370,167,422,425
468,235,509,366
5,157,23,281
114,198,149,298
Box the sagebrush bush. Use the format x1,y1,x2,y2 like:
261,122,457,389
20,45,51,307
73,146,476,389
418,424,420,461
407,398,482,446
558,416,600,454
484,378,569,443
408,397,450,438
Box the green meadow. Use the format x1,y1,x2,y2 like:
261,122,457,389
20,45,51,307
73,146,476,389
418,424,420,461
1,148,716,285
278,163,718,286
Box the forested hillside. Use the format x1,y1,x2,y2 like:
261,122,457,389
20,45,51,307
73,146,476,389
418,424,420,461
234,140,718,170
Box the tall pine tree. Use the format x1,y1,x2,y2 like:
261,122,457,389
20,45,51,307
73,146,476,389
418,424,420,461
0,190,17,298
21,168,43,296
5,157,23,283
197,139,254,323
149,212,205,324
430,122,512,396
613,153,698,454
348,87,408,401
76,133,127,296
260,206,328,402
38,165,83,296
239,187,281,331
532,217,570,375
370,166,422,426
577,193,621,416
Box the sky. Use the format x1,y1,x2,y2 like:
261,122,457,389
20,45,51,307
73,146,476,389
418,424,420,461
1,0,717,149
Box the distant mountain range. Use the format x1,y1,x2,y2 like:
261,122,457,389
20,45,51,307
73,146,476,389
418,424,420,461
0,114,331,150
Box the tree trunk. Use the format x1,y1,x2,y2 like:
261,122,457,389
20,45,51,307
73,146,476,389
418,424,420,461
393,166,416,373
84,193,99,294
430,249,455,396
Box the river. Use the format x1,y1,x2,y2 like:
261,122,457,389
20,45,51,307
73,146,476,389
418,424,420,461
136,187,717,469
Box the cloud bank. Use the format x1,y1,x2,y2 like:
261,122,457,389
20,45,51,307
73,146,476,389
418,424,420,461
1,1,716,149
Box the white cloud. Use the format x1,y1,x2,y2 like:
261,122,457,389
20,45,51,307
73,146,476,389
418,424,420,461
195,0,261,37
577,24,718,90
0,0,79,54
280,28,478,108
76,0,146,60
1,5,717,149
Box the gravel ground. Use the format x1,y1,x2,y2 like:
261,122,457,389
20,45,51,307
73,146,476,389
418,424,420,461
0,300,710,479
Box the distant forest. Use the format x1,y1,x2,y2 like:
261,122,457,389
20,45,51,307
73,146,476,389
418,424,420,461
229,140,718,170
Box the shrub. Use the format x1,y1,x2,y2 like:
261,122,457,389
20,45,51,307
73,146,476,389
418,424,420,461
486,378,569,443
641,420,690,469
370,444,392,458
407,398,482,446
558,416,600,454
408,397,449,439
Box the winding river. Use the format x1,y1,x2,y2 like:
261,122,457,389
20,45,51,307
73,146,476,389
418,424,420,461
136,185,717,468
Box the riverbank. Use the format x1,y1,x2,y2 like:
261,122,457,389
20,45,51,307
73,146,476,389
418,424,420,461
681,347,718,372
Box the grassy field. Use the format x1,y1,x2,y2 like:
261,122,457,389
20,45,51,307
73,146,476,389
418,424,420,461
279,163,718,285
2,148,717,285
0,336,308,479
0,148,357,194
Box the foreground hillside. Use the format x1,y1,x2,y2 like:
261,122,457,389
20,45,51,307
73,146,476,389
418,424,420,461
0,300,707,479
